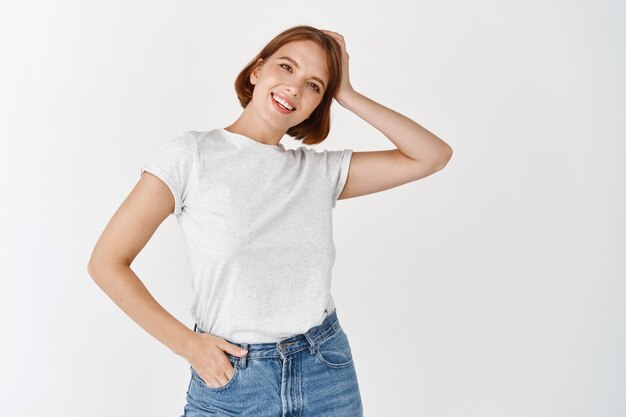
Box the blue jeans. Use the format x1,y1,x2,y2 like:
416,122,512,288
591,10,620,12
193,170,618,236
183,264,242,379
181,308,364,416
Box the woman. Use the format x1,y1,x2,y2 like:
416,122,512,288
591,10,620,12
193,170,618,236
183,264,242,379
88,25,452,416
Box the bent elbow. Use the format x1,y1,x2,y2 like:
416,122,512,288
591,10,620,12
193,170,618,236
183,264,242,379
87,255,109,281
87,258,100,280
435,145,453,171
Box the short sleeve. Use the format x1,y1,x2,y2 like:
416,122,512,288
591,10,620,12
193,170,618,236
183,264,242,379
313,148,354,208
139,132,198,216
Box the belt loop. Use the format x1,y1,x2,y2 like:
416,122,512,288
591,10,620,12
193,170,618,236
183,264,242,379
240,343,248,368
304,332,318,355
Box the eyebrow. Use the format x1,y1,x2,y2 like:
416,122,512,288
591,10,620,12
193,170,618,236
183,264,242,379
277,56,326,90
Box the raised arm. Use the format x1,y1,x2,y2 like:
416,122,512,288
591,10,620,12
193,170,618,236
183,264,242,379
322,30,453,201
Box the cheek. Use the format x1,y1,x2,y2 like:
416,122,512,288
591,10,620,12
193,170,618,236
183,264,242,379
269,68,288,82
308,96,324,111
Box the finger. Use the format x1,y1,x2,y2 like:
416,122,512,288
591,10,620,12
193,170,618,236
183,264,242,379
218,369,231,386
202,372,220,388
329,32,343,41
205,373,223,388
328,34,346,47
322,31,347,50
220,340,248,357
214,367,234,388
322,30,342,39
323,29,343,38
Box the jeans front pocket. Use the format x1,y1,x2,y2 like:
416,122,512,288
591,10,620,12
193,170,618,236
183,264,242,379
314,325,354,369
190,355,240,391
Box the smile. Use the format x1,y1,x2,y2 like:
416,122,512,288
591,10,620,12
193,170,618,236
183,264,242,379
271,93,296,113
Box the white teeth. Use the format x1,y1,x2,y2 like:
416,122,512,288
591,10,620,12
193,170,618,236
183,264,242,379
273,94,294,110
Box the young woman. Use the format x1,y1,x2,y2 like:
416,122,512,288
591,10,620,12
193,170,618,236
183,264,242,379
88,25,452,416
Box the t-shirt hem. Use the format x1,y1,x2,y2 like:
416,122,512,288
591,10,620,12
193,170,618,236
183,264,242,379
332,149,354,208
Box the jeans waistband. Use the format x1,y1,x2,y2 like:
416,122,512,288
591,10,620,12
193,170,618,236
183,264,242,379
193,308,340,368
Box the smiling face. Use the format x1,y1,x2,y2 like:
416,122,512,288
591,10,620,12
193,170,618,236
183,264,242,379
249,40,330,132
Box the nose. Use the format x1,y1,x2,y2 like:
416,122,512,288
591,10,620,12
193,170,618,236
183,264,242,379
285,85,300,98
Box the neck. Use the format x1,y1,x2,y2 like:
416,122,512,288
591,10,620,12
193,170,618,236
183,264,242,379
225,110,285,146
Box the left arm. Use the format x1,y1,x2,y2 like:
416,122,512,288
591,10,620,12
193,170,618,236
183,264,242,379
337,89,452,165
322,30,453,201
336,89,453,200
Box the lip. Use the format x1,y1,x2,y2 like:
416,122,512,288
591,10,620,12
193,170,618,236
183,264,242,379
271,94,292,114
271,92,297,110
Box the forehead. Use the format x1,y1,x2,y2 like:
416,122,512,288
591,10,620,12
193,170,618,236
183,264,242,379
272,40,329,80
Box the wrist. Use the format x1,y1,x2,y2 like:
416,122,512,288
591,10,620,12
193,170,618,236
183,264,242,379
174,328,199,359
335,87,357,107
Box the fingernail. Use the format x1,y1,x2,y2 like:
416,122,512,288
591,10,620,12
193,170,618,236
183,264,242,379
241,349,248,354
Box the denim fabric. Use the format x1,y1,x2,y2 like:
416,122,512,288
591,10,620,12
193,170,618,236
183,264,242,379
181,308,363,416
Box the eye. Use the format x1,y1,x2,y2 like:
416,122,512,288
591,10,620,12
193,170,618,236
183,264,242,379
280,63,321,93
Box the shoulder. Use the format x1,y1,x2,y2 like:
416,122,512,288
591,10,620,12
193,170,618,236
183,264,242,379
184,128,232,150
155,130,199,152
291,144,330,159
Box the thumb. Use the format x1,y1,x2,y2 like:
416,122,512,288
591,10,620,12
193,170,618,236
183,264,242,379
223,342,248,357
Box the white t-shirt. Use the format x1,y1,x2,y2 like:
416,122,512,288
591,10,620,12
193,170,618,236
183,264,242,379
140,128,353,343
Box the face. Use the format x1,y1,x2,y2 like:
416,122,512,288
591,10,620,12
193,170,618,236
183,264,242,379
249,40,330,131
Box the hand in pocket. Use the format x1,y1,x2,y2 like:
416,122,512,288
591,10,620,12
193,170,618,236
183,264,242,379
183,332,247,388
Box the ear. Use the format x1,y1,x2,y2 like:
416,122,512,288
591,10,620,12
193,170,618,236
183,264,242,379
250,58,264,85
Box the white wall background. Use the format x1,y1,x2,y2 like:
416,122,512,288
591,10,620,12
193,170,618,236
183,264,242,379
1,1,624,416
